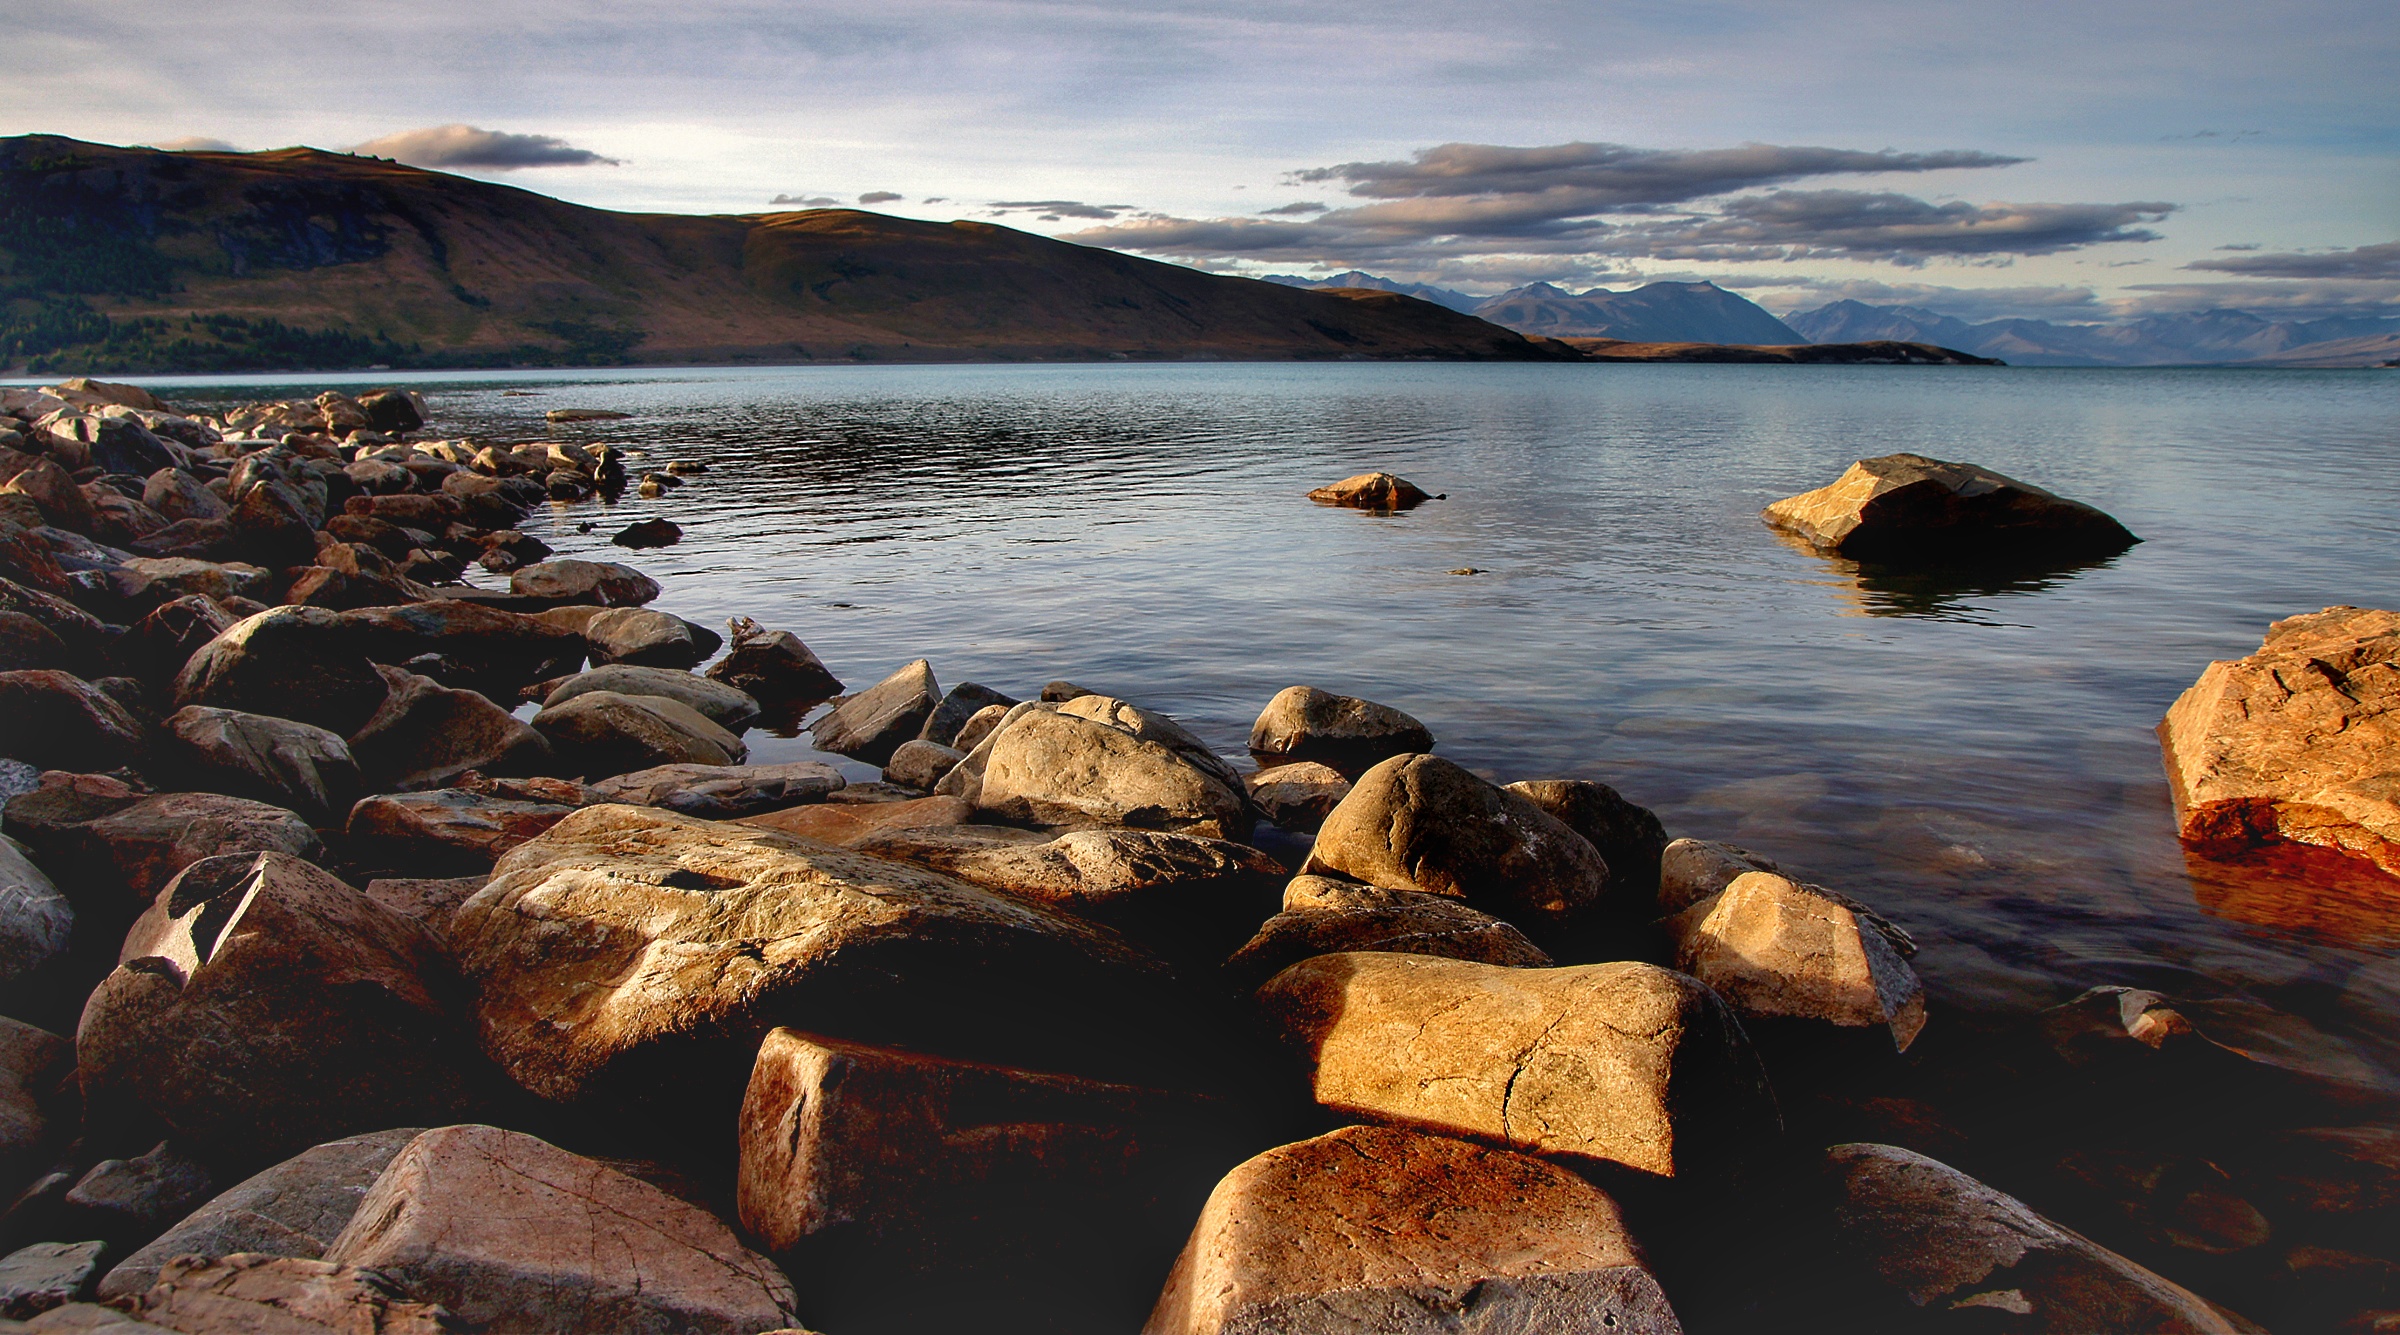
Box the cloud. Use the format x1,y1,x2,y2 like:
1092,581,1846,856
350,124,619,169
771,193,843,206
858,190,902,204
1292,141,2027,207
1258,201,1326,215
147,136,239,152
1724,276,2110,322
2121,279,2400,318
989,199,1138,220
2184,239,2400,280
1597,190,2175,266
921,196,948,204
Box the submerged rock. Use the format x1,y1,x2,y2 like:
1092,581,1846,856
1306,472,1434,511
1144,1125,1681,1335
1762,453,2139,561
2160,605,2400,879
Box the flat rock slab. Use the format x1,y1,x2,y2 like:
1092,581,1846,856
0,1241,106,1319
2161,605,2400,879
587,761,842,819
1761,453,2138,561
323,1124,800,1335
1255,953,1777,1179
1144,1125,1681,1335
345,789,577,874
117,1253,461,1334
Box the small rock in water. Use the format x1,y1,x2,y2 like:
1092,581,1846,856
1306,471,1434,511
665,460,708,474
1447,566,1484,575
1762,452,2139,561
544,408,631,422
610,518,683,549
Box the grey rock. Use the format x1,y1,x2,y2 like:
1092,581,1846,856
507,559,660,607
976,708,1251,841
703,618,839,705
582,608,711,670
882,740,964,792
541,665,760,732
62,1144,213,1252
1247,685,1434,771
587,761,844,819
163,708,359,826
917,682,1018,748
0,838,71,995
0,1241,106,1319
811,659,941,767
531,690,747,778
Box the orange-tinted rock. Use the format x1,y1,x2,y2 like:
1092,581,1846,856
1248,686,1432,771
1224,879,1550,989
1763,453,2138,560
1305,472,1433,511
1666,872,1926,1051
739,795,974,845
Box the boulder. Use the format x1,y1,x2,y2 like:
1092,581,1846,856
360,876,488,932
740,1030,1217,1328
609,518,681,549
738,795,973,846
951,702,1013,753
1823,1143,2246,1332
507,559,660,607
140,470,227,525
1,460,98,533
810,659,940,766
344,667,549,792
2160,606,2400,877
338,600,584,697
1042,679,1098,702
531,690,746,777
451,804,1184,1115
882,739,963,792
99,1128,421,1300
976,709,1251,840
343,789,577,874
918,682,1018,748
1305,472,1432,511
933,701,1049,803
76,853,488,1168
1055,694,1251,795
171,607,389,736
319,1125,798,1335
0,837,72,998
580,607,712,669
48,379,166,413
0,1018,70,1202
1303,754,1612,930
47,793,325,921
0,1240,106,1319
119,597,233,690
1255,953,1777,1178
1506,779,1671,905
1658,837,1779,914
161,708,359,826
357,389,425,434
225,481,320,569
1761,453,2139,561
59,1143,215,1252
586,761,843,819
1224,879,1551,989
539,665,759,732
1667,872,1926,1051
1243,762,1351,833
1144,1125,1679,1335
0,614,68,674
0,672,146,772
1247,686,1434,771
108,1253,460,1333
109,558,270,610
856,826,1285,963
704,617,841,705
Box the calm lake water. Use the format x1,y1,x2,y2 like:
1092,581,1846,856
150,361,2400,1091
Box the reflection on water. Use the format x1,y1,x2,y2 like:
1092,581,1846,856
2185,843,2400,949
1790,531,2136,623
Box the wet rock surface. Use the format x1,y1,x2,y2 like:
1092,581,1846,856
1762,453,2140,561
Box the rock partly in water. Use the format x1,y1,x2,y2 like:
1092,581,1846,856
1242,762,1352,834
1144,1124,1681,1335
2161,606,2400,879
810,659,941,767
531,690,746,777
507,558,660,607
581,607,715,670
976,708,1251,841
1302,754,1612,930
75,853,487,1167
1761,453,2139,562
1667,872,1927,1051
1305,472,1434,511
704,617,841,708
1255,953,1778,1178
327,1125,793,1335
1224,878,1552,989
610,518,682,549
161,708,359,827
537,663,760,732
1505,778,1672,908
1247,686,1434,772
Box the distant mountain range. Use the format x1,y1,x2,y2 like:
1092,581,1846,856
1265,273,1804,345
1269,271,2400,367
1784,301,2400,367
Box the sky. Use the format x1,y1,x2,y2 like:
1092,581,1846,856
10,0,2397,322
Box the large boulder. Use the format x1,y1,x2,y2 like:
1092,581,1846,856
1255,953,1777,1178
918,682,1018,748
338,600,583,696
1302,754,1611,930
810,659,941,766
976,708,1251,840
1823,1143,2247,1332
539,664,759,732
321,1124,799,1335
580,607,715,670
99,1128,422,1300
0,1017,70,1201
1243,762,1351,833
343,789,578,874
0,672,146,772
1223,878,1550,989
344,667,551,792
0,837,72,999
1505,778,1671,905
1667,872,1926,1051
507,559,660,607
1247,686,1433,771
119,596,234,691
1305,472,1432,511
704,617,840,706
172,607,389,736
1144,1125,1679,1335
39,792,325,922
225,480,321,569
161,708,360,826
1761,453,2139,561
450,804,1186,1117
2160,606,2400,877
113,1253,461,1334
1055,694,1250,796
740,1029,1217,1329
76,852,490,1166
531,690,747,777
142,468,229,525
587,761,842,819
882,739,964,791
1658,837,1779,914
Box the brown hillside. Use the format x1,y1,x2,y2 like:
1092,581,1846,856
0,135,1562,369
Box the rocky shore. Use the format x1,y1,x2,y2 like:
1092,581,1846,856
0,378,2388,1333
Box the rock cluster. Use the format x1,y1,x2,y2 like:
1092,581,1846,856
0,379,2298,1333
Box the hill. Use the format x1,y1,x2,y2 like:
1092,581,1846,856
1786,299,2400,367
1263,273,1804,345
1559,338,2000,365
0,135,1563,372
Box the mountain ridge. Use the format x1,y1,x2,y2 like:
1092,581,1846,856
1785,299,2400,367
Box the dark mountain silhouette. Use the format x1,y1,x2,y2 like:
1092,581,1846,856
1259,270,1486,315
0,135,1565,372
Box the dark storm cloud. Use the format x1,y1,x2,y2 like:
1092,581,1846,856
2184,239,2400,280
858,190,903,203
1258,201,1327,215
989,200,1137,219
1604,190,2175,265
351,124,620,169
1293,141,2027,207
